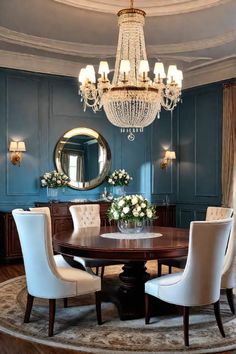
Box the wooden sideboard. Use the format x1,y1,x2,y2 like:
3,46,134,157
0,202,175,263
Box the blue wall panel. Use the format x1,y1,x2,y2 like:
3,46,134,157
176,83,223,227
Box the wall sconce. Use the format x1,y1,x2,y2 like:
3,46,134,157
160,150,176,169
9,141,26,166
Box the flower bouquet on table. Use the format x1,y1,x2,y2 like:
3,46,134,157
40,170,70,200
108,194,156,234
108,169,132,197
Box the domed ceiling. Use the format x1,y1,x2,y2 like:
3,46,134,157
0,0,235,87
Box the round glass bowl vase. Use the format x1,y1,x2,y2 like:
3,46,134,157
117,219,144,234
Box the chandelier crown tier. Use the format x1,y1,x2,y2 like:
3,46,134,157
78,1,183,141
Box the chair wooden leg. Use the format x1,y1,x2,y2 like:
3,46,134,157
214,300,225,337
24,293,34,323
183,306,189,346
49,299,56,337
95,291,102,325
100,266,105,279
95,267,99,275
63,298,68,308
145,294,151,324
226,288,235,314
157,261,162,277
168,265,172,274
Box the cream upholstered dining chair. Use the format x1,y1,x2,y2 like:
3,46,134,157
145,218,233,347
69,204,121,277
157,206,234,277
12,209,102,337
221,213,236,314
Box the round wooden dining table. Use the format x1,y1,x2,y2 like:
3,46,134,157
53,225,189,320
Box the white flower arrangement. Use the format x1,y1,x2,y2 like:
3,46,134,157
40,170,70,189
108,194,156,222
108,169,132,187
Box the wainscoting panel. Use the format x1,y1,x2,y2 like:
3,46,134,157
6,75,40,196
151,109,177,204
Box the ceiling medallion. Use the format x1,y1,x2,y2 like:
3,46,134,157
78,0,183,140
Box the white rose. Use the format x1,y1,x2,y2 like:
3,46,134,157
140,212,145,217
113,211,119,220
131,196,138,205
119,174,123,178
147,209,153,218
123,206,130,214
133,210,139,217
108,178,112,183
141,202,146,208
118,199,125,207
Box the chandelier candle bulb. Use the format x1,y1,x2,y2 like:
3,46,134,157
167,65,178,83
139,60,150,80
78,68,86,83
154,62,166,80
85,65,96,83
98,61,110,81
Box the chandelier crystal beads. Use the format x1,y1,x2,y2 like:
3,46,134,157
78,1,183,140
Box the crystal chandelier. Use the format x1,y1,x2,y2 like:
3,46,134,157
78,0,183,141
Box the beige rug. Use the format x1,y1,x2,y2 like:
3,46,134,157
0,264,236,354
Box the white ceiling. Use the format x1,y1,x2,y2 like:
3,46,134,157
0,0,235,87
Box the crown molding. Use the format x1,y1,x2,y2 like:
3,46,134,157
0,50,235,89
0,50,84,77
53,0,232,16
183,55,236,88
0,26,235,58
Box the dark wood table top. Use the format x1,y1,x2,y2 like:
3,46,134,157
53,225,189,261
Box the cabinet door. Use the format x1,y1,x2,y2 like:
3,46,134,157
53,218,73,234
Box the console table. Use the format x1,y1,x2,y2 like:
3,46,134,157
0,202,175,263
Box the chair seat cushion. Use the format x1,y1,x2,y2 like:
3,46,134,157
145,272,183,299
57,266,101,296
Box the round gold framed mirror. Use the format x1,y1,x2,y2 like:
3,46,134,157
55,127,111,190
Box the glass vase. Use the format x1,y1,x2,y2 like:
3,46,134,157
117,219,144,234
47,187,58,201
113,185,125,198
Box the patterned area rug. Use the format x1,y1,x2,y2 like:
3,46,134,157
0,268,236,354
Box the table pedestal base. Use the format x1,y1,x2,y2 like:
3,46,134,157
102,261,150,320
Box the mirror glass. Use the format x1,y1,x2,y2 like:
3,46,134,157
55,127,111,190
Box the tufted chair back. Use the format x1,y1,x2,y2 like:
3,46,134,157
206,207,233,221
69,204,101,230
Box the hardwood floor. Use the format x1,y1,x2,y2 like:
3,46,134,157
0,262,235,354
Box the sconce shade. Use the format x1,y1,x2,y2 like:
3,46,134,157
160,150,176,169
165,150,176,160
9,141,26,166
9,141,26,152
17,141,26,152
9,141,18,152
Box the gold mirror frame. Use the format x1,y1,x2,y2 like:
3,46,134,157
55,127,111,190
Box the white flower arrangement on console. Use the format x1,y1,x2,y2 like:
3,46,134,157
40,170,70,189
108,169,132,187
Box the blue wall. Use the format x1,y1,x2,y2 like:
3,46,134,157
0,69,224,227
